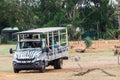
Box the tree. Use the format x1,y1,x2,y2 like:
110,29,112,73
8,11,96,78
0,0,40,31
0,0,11,32
118,0,120,29
78,0,117,39
0,0,118,40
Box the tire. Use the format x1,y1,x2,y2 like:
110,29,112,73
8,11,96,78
54,58,63,69
14,68,19,73
39,62,45,73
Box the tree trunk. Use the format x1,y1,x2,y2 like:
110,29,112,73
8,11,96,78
118,14,120,29
118,1,120,29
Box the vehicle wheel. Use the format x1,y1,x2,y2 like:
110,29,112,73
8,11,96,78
14,68,19,73
54,58,63,69
39,62,45,73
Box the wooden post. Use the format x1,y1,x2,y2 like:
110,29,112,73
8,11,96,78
118,52,120,65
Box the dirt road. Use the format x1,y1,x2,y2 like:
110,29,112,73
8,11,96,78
0,52,120,80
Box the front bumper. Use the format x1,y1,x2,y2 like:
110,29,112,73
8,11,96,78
13,61,43,70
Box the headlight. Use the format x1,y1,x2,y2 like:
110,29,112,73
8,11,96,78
14,53,18,61
34,53,41,61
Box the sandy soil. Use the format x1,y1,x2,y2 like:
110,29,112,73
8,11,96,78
69,40,120,53
0,52,120,80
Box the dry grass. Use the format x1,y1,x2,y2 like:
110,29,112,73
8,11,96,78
69,40,120,53
0,44,16,54
0,45,120,80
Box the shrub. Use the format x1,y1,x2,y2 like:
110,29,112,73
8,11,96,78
84,36,92,48
1,37,8,44
114,29,120,39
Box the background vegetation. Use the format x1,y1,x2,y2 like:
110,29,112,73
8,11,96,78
0,0,120,40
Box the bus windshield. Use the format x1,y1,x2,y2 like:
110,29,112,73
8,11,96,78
17,41,42,49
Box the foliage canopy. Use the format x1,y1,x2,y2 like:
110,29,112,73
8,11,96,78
0,0,119,40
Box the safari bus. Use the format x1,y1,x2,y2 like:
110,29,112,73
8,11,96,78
10,27,68,73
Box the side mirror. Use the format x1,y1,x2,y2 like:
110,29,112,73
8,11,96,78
9,48,13,54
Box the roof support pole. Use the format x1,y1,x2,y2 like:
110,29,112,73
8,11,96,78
23,34,24,39
38,34,40,39
52,32,54,53
18,34,20,41
47,32,49,47
66,28,68,46
58,31,60,46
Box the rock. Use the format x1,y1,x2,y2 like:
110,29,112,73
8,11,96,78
75,48,85,53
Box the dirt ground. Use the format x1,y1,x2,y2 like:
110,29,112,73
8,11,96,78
69,40,120,52
0,52,120,80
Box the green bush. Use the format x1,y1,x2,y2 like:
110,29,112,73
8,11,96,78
1,37,8,44
114,29,120,39
84,36,92,48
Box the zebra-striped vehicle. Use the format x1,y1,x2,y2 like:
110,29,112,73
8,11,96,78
9,27,68,73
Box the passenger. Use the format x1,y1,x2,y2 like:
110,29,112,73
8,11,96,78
33,42,37,48
33,42,41,48
27,34,33,39
33,35,38,39
49,38,59,49
49,40,52,49
54,38,57,48
32,35,39,48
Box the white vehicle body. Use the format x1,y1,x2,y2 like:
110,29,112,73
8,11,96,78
10,27,68,73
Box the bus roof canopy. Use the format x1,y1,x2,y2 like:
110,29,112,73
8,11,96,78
17,27,66,34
